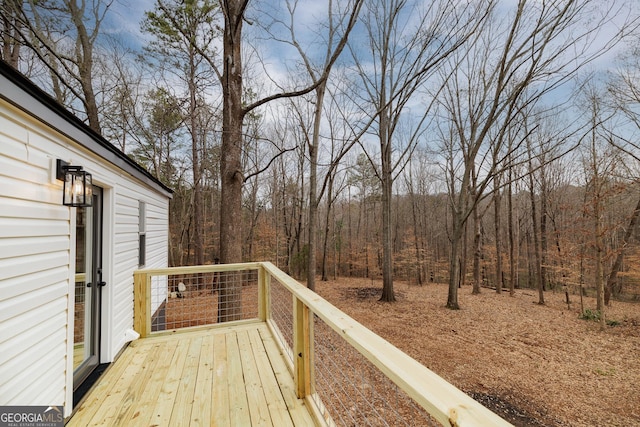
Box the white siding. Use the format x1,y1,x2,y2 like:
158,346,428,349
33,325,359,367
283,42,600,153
108,185,168,356
0,91,169,417
0,113,70,410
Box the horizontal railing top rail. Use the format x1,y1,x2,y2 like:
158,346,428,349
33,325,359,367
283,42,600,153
133,262,264,336
259,262,512,427
133,262,512,427
134,262,263,276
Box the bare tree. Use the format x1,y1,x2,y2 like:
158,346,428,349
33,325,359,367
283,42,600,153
257,0,363,291
143,0,221,267
435,0,634,310
319,85,363,281
96,40,148,153
578,86,624,328
525,120,546,305
1,0,22,66
204,0,366,319
605,37,640,304
6,0,117,133
507,145,519,296
348,0,488,302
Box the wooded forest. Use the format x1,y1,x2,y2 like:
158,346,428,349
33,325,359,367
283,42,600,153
3,0,640,313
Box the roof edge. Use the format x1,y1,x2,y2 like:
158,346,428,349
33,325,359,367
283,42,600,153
0,60,173,198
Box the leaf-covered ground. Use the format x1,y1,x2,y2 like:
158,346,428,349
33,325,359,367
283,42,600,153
314,278,640,427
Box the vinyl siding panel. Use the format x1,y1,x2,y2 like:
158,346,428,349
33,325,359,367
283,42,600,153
0,297,67,357
0,106,74,413
0,267,68,303
0,236,68,259
0,296,67,407
0,304,66,381
0,217,70,239
0,114,28,145
1,80,170,418
106,181,168,357
0,277,67,322
0,152,51,186
0,197,69,220
2,325,66,405
0,251,69,283
91,176,168,357
1,168,61,205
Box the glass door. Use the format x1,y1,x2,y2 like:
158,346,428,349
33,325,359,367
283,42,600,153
73,186,103,389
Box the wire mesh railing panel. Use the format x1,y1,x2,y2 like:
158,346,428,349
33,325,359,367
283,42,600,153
149,268,259,332
268,276,294,362
311,317,440,427
135,262,508,426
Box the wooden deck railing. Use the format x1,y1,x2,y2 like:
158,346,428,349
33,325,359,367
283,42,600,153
133,262,512,427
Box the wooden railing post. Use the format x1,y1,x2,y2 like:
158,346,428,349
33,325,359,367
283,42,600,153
258,264,271,322
133,270,150,338
293,297,313,399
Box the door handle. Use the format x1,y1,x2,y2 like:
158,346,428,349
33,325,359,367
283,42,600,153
86,281,106,287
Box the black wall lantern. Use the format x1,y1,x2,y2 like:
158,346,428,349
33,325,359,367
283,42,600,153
56,159,93,207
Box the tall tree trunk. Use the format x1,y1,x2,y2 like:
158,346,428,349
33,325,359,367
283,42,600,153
494,179,503,294
1,4,22,67
348,188,354,276
447,212,464,309
272,169,280,266
472,202,482,294
189,51,204,266
244,179,260,261
594,193,604,327
527,140,544,305
605,195,640,305
68,0,101,134
380,111,395,302
218,0,245,322
380,180,395,300
540,167,548,291
307,83,326,291
409,177,424,285
592,176,605,330
525,230,534,288
471,165,480,293
528,175,544,304
281,166,293,272
321,170,334,282
508,165,516,296
295,187,304,278
460,220,468,288
333,203,339,279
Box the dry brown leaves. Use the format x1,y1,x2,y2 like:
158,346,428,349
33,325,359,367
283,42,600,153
314,278,640,427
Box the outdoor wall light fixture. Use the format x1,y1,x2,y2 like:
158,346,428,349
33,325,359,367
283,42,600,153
56,159,93,207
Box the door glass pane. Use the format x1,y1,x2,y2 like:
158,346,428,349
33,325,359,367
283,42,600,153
74,205,93,370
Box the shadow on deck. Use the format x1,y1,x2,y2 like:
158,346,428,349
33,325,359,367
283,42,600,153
68,322,315,426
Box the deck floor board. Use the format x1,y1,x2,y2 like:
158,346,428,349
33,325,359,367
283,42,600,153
67,322,317,427
212,334,230,427
128,339,180,426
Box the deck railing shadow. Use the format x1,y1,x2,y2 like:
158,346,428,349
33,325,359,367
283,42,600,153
133,262,512,427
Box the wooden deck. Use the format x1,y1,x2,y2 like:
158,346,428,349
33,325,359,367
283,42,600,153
67,322,317,427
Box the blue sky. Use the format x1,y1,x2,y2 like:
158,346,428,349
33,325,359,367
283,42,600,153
102,0,633,76
104,0,154,50
94,0,640,189
99,0,636,135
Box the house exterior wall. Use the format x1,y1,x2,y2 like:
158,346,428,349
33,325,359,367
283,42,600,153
0,87,170,416
107,185,169,355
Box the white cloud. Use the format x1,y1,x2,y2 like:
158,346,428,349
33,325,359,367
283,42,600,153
104,0,155,49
